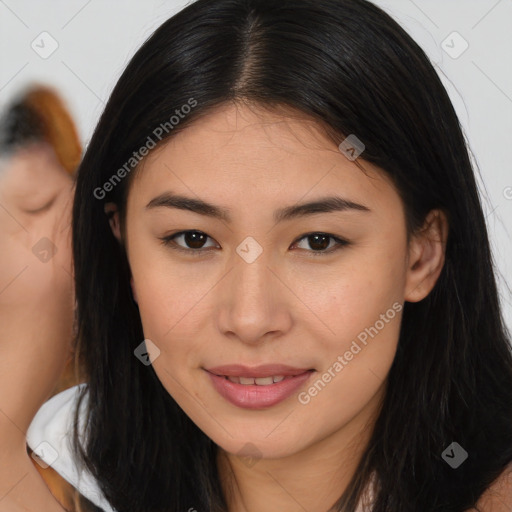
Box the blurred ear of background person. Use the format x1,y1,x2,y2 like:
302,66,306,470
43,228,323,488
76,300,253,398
0,84,90,511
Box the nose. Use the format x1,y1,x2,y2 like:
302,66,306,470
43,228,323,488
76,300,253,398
216,246,293,346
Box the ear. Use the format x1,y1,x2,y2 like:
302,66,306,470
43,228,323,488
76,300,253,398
404,209,449,303
104,202,121,242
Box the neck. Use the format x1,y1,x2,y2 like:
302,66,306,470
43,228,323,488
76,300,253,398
218,385,384,512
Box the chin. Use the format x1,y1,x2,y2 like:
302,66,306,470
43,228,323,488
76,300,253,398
210,425,308,461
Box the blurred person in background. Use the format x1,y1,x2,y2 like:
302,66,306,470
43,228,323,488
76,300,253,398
0,85,88,511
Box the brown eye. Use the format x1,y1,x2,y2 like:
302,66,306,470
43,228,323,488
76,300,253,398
292,232,349,255
160,230,218,254
306,234,330,251
181,231,208,249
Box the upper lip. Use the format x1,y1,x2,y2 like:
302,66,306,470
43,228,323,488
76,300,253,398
205,364,313,378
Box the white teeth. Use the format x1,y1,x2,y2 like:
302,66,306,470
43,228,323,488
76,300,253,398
225,375,287,385
254,377,274,386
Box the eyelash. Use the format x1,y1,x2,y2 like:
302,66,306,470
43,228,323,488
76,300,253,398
158,230,349,257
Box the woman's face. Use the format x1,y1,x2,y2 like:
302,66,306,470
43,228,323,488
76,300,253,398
0,142,75,421
121,102,441,461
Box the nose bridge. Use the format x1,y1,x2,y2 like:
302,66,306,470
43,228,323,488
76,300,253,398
217,235,290,344
235,249,270,299
232,237,274,313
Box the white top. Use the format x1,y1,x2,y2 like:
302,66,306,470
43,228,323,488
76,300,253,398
27,385,374,512
26,384,116,512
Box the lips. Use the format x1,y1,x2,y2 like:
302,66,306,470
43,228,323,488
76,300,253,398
205,364,315,409
206,364,312,378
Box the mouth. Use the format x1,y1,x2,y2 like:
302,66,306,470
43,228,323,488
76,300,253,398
204,364,315,409
206,364,314,385
219,375,289,385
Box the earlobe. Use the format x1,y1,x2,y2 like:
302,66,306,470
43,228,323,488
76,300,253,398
104,202,122,242
404,209,449,303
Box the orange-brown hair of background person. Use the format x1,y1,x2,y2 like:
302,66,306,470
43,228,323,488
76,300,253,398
24,85,82,175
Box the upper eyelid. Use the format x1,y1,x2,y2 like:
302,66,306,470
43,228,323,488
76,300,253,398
23,196,56,214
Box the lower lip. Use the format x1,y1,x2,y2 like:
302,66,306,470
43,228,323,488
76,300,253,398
206,370,314,409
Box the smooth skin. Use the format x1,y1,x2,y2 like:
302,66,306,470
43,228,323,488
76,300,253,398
0,142,75,512
108,102,511,512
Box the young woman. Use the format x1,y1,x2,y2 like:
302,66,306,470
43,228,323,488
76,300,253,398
0,85,81,511
27,0,512,510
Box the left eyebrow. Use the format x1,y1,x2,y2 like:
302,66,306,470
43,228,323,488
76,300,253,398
274,196,371,222
145,191,371,223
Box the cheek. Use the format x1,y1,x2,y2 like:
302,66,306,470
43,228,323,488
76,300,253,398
294,247,405,411
304,244,406,349
132,261,210,369
135,262,196,318
293,286,403,451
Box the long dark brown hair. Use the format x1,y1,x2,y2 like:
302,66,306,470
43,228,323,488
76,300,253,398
71,0,512,510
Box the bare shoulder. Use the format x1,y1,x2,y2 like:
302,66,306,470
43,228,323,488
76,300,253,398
467,464,512,512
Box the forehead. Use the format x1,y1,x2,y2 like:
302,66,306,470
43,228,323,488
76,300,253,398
126,102,399,216
144,102,350,171
0,143,67,194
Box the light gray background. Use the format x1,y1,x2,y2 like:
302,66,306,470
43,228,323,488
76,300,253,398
1,0,511,329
